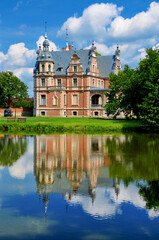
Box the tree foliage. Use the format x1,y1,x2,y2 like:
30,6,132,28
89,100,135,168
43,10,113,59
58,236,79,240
105,65,142,119
138,48,159,127
0,71,28,108
105,48,159,127
13,99,34,108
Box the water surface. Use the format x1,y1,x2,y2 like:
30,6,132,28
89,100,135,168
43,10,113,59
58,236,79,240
0,134,159,240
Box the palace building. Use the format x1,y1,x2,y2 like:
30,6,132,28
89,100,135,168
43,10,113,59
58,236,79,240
33,35,121,117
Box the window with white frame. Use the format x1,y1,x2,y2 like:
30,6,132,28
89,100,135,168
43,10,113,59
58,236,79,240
101,81,104,88
93,65,95,72
73,111,77,116
42,64,45,72
41,111,45,116
93,78,95,86
41,95,46,106
72,94,78,105
48,64,51,72
51,79,53,85
98,80,100,88
74,66,77,72
73,78,77,87
64,94,66,105
41,78,45,87
57,79,62,87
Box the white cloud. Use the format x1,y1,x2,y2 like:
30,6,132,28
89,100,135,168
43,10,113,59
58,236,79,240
109,2,159,41
57,3,123,44
58,2,159,46
0,42,36,96
6,43,35,67
57,1,159,67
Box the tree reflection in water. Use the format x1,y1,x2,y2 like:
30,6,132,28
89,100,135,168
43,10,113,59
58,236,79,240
105,134,159,211
0,135,27,166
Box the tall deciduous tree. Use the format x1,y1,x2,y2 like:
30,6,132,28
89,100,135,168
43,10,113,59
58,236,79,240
0,71,28,108
138,48,159,127
105,48,159,126
105,65,142,119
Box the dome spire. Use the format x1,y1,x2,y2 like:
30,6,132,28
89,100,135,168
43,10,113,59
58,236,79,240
43,21,49,51
45,21,47,39
66,28,69,51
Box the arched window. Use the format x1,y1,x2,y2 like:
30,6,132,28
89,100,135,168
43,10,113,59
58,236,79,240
53,96,58,106
48,64,51,72
42,64,45,72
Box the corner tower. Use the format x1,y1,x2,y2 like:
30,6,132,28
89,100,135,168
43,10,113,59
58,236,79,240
33,35,54,116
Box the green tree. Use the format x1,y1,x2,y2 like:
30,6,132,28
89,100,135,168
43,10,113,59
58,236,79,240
105,65,142,119
138,48,159,127
13,99,34,108
105,48,159,126
0,71,28,108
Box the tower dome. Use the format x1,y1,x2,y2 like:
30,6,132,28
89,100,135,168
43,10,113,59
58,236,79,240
43,37,49,48
43,36,49,52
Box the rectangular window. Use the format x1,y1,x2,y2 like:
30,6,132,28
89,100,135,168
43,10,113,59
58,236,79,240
72,94,78,105
41,111,45,116
101,81,104,88
73,78,77,87
74,66,77,72
41,95,46,106
64,94,66,105
57,79,62,87
51,79,53,85
98,80,100,88
93,78,95,86
41,78,45,87
93,65,95,72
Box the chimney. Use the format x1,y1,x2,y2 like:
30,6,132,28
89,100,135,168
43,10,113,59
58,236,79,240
69,45,72,50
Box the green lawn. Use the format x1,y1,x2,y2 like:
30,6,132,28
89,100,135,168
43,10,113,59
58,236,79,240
0,117,145,134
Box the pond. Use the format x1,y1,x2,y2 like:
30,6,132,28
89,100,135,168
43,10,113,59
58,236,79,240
0,134,159,240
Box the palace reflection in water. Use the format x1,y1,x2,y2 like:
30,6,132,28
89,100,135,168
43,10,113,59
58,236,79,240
34,135,120,211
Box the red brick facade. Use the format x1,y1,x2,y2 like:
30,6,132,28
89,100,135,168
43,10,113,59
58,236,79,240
33,39,121,117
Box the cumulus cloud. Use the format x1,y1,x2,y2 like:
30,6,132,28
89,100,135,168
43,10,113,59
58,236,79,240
0,42,36,69
58,2,159,46
109,2,159,41
0,42,36,96
57,3,123,45
57,1,159,67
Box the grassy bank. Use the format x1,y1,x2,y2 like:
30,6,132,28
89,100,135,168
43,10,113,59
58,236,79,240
0,117,147,134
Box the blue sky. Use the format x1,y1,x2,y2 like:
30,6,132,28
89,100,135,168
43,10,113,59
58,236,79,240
0,0,159,96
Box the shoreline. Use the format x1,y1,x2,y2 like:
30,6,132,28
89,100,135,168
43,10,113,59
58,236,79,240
0,117,157,134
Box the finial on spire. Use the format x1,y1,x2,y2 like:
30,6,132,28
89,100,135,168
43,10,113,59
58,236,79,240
66,28,69,51
45,21,47,39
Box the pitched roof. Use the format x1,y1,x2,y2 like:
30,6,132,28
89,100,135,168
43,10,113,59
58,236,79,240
36,49,114,78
